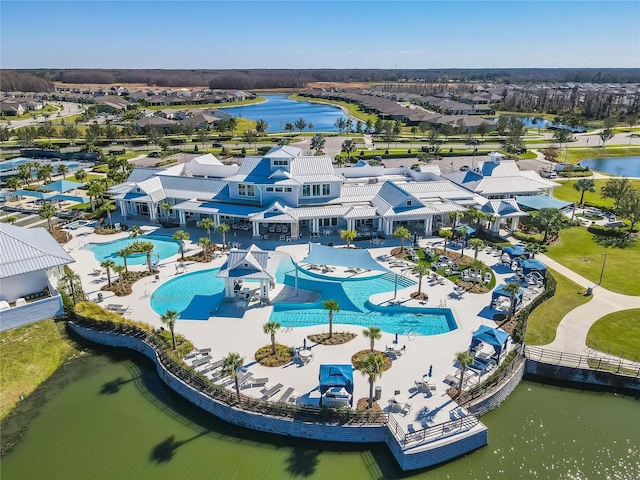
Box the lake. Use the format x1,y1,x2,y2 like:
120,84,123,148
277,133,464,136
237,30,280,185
579,156,640,177
2,348,639,479
493,116,588,132
220,94,348,133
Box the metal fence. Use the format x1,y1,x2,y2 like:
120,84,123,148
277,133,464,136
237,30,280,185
387,411,480,447
457,352,525,405
586,340,640,364
523,345,640,378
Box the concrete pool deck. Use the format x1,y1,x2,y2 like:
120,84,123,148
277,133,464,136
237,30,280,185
66,225,526,433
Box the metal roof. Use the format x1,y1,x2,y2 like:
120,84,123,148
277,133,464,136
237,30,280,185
0,224,74,279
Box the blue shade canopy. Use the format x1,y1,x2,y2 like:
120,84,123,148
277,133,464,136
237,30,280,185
319,364,354,405
39,179,85,193
471,325,510,358
515,195,571,211
302,243,391,273
492,284,524,303
502,245,530,259
13,189,56,200
455,225,476,238
520,258,547,276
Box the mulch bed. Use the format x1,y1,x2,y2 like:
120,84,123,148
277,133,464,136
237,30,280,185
254,344,294,367
51,227,71,244
186,244,226,263
308,332,357,345
356,397,383,412
410,292,428,300
351,350,392,372
390,247,411,259
494,315,517,335
101,269,158,296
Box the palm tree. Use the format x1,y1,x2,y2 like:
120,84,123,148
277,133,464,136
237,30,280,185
454,351,475,398
5,215,18,225
112,265,126,294
129,225,144,243
341,139,356,162
96,202,116,229
393,226,411,253
173,230,190,260
39,201,56,231
339,229,357,248
200,217,215,242
62,270,81,303
450,211,464,228
117,247,131,274
198,237,211,261
160,310,180,350
356,352,385,409
161,202,172,219
525,242,543,259
573,178,596,207
263,321,281,355
468,238,485,260
322,299,340,339
221,352,245,402
57,163,69,179
457,227,469,256
217,223,230,247
534,208,564,244
100,260,115,287
362,326,382,352
138,241,155,273
439,229,453,253
17,164,32,185
5,177,21,192
412,264,430,296
503,282,522,322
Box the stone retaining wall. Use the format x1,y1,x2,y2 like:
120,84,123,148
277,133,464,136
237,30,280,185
465,358,527,416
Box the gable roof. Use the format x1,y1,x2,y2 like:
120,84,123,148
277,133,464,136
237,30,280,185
216,244,273,280
0,224,74,279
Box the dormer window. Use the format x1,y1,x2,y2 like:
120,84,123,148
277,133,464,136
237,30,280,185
406,200,412,206
273,159,289,166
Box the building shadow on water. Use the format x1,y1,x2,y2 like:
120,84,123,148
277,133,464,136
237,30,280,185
286,448,320,477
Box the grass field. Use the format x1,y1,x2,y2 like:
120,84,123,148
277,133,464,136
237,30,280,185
553,178,640,208
586,309,640,361
0,320,82,419
544,227,640,296
525,268,592,345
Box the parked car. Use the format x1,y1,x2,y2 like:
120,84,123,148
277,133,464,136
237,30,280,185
148,151,161,158
212,142,223,148
459,165,470,171
540,170,557,179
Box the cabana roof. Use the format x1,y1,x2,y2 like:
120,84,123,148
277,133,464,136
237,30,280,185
318,364,354,405
502,245,530,259
520,258,547,275
302,243,391,273
216,244,274,280
39,179,85,193
492,284,525,301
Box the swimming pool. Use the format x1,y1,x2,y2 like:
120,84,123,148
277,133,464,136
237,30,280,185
83,235,181,265
150,255,458,335
0,157,82,173
64,220,96,230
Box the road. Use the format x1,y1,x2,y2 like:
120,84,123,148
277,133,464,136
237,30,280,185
2,102,82,130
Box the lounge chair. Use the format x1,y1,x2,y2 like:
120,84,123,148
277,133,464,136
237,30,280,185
400,402,412,416
245,377,268,388
260,383,283,400
277,387,295,403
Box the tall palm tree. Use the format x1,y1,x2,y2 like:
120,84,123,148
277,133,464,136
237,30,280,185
221,352,245,402
455,351,475,398
263,321,281,355
362,326,382,352
97,202,117,229
468,238,485,260
198,237,211,262
62,270,81,303
503,282,522,322
112,265,126,294
172,230,190,260
525,242,543,259
412,264,430,296
573,178,596,207
439,229,453,253
117,247,131,274
160,310,180,350
161,202,172,219
534,208,564,244
138,241,155,273
129,225,144,243
39,201,56,231
393,226,411,253
217,223,230,247
5,177,20,192
322,299,340,339
457,227,469,256
356,352,385,409
100,259,115,287
339,229,357,248
200,217,215,242
450,211,464,228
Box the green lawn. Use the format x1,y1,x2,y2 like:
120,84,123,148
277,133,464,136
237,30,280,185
586,309,640,361
564,146,640,164
544,227,640,296
0,320,81,419
525,268,591,345
146,97,266,111
553,179,640,209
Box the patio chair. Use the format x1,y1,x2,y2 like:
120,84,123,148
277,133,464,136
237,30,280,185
400,402,412,416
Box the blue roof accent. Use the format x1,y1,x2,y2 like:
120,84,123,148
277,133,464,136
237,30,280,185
515,195,572,211
455,225,476,237
492,284,524,301
38,179,85,193
301,243,391,273
318,364,353,405
13,189,55,200
520,258,547,275
503,246,529,259
123,192,146,200
471,325,510,357
50,194,90,204
204,203,262,216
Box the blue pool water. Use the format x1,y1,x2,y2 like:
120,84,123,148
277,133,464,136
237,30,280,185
150,255,458,335
0,157,81,173
492,116,588,132
579,156,640,177
220,94,348,132
83,235,181,266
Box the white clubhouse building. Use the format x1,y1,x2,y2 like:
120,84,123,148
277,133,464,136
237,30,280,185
109,147,557,238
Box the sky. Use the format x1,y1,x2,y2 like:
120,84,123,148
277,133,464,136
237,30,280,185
1,1,639,69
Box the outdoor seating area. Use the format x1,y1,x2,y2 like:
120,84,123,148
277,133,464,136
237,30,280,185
386,344,407,357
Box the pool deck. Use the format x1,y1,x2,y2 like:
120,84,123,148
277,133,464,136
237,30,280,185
65,224,528,435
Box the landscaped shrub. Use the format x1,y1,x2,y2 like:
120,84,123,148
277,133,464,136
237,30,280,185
587,224,626,238
512,231,543,243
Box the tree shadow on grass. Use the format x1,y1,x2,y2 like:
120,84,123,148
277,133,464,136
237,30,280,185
286,448,320,477
100,376,136,394
150,431,209,463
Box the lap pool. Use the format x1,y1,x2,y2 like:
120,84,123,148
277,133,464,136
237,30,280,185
83,235,181,265
150,255,457,336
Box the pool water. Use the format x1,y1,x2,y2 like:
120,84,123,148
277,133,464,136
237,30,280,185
84,235,181,266
151,255,457,335
0,157,81,173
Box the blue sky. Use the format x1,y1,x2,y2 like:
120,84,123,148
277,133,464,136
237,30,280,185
2,1,639,69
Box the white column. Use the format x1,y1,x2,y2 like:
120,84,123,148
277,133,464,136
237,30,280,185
225,279,234,298
119,200,126,217
377,217,383,232
425,216,432,235
252,221,260,237
179,210,186,226
511,217,520,231
311,218,318,233
491,218,500,234
214,214,220,226
347,219,353,230
149,202,157,221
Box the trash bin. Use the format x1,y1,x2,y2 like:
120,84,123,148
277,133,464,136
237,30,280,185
97,292,103,303
586,287,593,296
375,386,382,401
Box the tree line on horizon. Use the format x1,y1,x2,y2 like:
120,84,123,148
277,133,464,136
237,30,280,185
2,68,640,92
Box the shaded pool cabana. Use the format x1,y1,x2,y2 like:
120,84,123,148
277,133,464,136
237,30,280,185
501,245,530,260
454,225,475,239
216,244,274,301
301,243,392,273
318,364,354,406
470,325,510,361
520,258,547,276
38,179,85,193
491,284,524,307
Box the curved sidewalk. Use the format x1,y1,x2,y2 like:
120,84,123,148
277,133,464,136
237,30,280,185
532,253,640,354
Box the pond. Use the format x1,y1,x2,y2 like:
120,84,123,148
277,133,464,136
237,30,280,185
492,116,588,132
2,347,639,479
220,94,348,132
579,156,640,177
